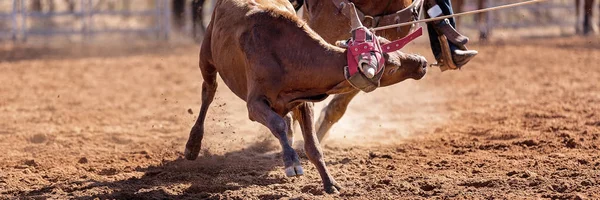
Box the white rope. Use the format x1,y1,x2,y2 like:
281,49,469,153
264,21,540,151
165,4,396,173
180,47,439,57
372,0,551,31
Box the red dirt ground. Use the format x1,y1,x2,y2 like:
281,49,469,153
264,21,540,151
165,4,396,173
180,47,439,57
1,36,599,199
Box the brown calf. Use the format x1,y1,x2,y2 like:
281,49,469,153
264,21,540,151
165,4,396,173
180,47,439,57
184,0,427,194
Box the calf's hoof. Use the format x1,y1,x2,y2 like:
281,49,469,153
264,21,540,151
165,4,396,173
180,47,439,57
184,146,200,160
284,165,304,177
324,182,343,194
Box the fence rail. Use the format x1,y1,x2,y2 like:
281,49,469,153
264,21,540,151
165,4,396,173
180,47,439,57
0,0,170,42
0,0,587,42
458,0,580,37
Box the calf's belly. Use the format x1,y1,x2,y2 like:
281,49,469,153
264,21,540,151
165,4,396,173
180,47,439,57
211,55,249,102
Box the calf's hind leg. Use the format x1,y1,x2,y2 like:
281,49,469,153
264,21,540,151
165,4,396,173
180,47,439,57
184,59,218,160
247,97,303,177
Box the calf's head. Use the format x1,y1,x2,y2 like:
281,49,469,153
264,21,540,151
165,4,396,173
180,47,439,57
338,3,426,92
380,44,428,84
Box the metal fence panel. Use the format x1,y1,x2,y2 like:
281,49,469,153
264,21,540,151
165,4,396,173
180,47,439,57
0,0,19,41
458,0,580,37
4,0,171,42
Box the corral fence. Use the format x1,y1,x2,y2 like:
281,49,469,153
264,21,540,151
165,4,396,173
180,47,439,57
0,0,593,43
457,0,592,39
0,0,19,41
0,0,171,42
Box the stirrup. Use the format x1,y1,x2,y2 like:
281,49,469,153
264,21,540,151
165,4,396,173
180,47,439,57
431,35,458,72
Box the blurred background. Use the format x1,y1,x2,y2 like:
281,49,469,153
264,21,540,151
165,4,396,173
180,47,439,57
0,0,597,45
0,0,214,44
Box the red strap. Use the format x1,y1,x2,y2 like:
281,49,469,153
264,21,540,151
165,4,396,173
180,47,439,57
349,42,380,56
347,51,359,75
381,27,423,53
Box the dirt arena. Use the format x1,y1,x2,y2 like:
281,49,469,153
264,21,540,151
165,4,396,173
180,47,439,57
1,36,599,199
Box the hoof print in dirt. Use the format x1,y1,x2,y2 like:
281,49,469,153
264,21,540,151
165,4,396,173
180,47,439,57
368,152,393,159
506,170,537,178
30,133,48,144
98,168,119,176
301,185,324,195
564,138,579,148
513,139,539,147
584,121,600,126
78,157,89,164
23,159,38,167
459,179,505,188
418,181,441,191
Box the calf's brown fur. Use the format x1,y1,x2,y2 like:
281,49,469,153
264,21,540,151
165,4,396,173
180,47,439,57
184,0,426,194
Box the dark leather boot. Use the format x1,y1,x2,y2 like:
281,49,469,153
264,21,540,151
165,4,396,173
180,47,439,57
452,49,478,68
425,0,469,46
434,19,469,46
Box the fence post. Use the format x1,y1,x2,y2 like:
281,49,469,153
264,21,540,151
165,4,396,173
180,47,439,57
164,0,170,40
576,0,582,33
80,0,86,42
155,0,161,39
21,0,27,42
88,0,94,40
11,0,18,41
485,0,494,39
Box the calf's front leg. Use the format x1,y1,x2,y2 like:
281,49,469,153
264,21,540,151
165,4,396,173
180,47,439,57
294,103,342,194
184,61,218,160
247,97,303,177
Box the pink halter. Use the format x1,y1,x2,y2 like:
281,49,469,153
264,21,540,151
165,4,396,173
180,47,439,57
343,26,423,92
346,26,386,77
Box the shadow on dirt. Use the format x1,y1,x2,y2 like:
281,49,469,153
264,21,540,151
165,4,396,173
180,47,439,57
19,139,287,199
